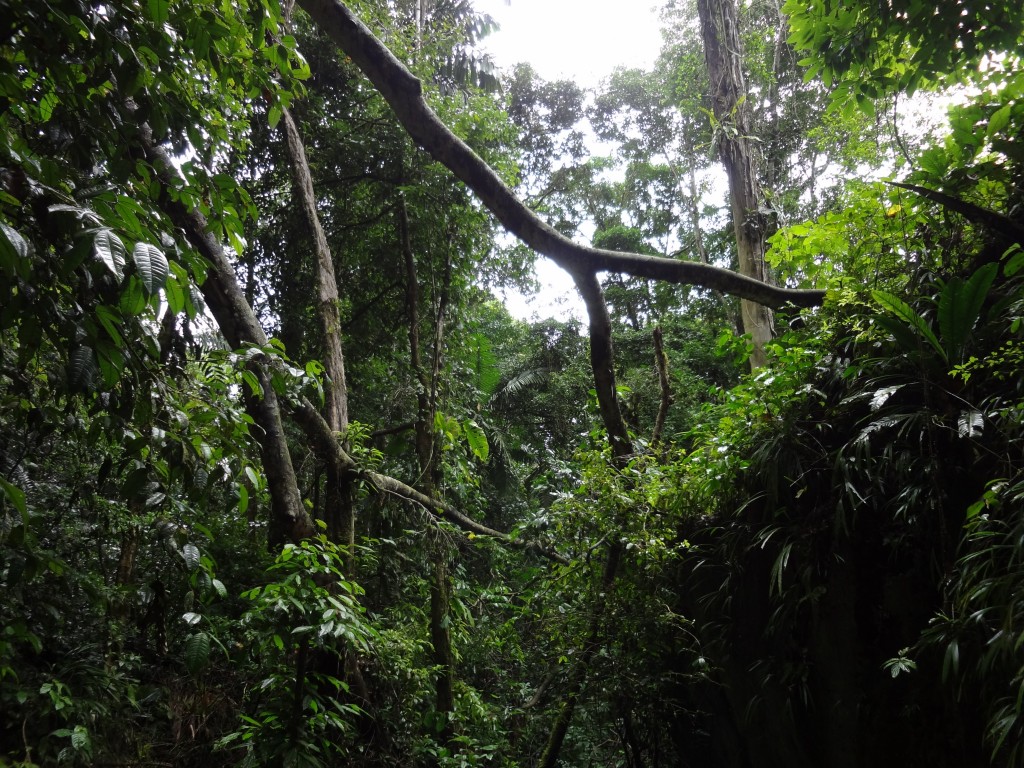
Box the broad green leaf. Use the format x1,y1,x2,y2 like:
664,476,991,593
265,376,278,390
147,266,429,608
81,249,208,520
165,273,185,315
182,611,202,626
240,369,262,397
70,725,90,751
68,346,99,391
147,0,169,24
184,631,211,675
38,91,58,122
871,290,945,361
97,343,125,388
463,419,489,462
1004,244,1024,276
95,305,125,348
93,230,126,280
268,103,282,129
133,242,169,295
0,221,29,279
987,104,1012,137
181,543,200,571
0,475,28,529
119,275,148,316
937,262,996,360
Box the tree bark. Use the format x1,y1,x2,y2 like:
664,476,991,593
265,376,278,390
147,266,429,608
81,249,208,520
279,105,356,554
697,0,775,368
139,125,315,546
651,325,672,446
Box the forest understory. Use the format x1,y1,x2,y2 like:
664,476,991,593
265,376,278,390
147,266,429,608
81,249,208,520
2,0,1024,766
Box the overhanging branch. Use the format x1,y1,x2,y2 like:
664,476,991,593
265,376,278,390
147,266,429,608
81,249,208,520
296,0,825,309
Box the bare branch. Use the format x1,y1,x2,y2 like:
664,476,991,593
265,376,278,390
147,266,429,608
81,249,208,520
289,398,569,564
652,325,672,446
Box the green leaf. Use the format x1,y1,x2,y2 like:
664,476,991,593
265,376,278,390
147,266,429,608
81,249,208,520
146,0,169,24
0,221,30,279
165,273,185,315
182,611,202,626
70,725,90,751
68,346,99,391
93,230,126,281
184,631,211,675
463,419,489,462
181,543,200,571
937,262,997,360
133,242,169,295
871,290,946,361
95,305,125,348
119,275,148,316
987,104,1012,138
268,104,282,129
39,91,58,122
0,475,28,529
211,579,228,598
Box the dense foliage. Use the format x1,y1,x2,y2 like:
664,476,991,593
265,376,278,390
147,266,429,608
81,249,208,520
2,0,1023,766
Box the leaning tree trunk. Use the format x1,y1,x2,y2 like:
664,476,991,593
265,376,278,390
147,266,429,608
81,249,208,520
140,126,315,546
697,0,775,369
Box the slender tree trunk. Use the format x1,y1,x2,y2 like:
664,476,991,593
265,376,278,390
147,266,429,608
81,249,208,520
279,106,356,556
679,136,709,266
697,0,775,369
651,325,672,447
399,194,456,736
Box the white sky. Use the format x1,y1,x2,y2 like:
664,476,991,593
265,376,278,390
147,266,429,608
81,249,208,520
473,0,666,320
475,0,664,87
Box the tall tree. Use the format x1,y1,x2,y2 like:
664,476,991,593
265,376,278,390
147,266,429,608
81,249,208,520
696,0,775,368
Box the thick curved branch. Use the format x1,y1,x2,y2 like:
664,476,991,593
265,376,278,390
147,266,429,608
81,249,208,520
571,270,632,459
295,0,825,309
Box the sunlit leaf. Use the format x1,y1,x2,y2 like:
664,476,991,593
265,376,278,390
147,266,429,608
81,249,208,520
133,242,169,295
872,290,945,361
181,543,200,571
93,230,126,280
463,419,489,462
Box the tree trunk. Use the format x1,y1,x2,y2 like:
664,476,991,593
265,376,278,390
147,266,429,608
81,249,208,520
399,194,456,738
697,0,775,369
279,106,356,555
140,126,314,546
